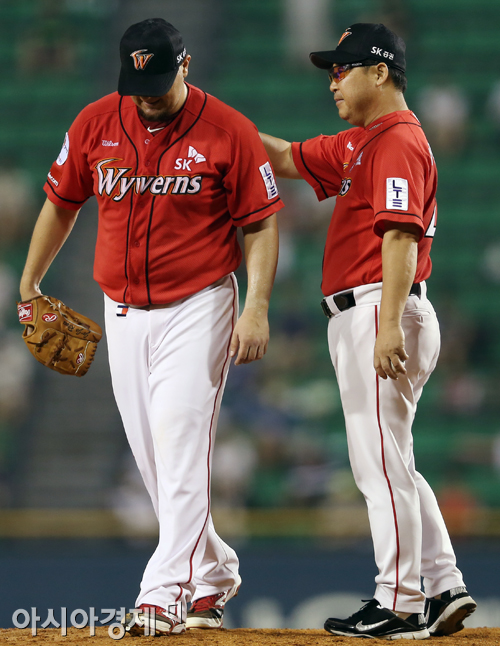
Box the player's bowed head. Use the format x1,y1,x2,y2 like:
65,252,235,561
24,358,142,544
118,18,192,122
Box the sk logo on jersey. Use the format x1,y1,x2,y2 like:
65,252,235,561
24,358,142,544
96,158,202,201
187,146,206,163
349,152,363,172
174,146,206,170
130,49,154,70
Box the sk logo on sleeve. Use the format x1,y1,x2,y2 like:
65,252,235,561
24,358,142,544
386,178,408,210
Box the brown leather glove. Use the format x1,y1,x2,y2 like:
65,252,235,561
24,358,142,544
17,295,102,376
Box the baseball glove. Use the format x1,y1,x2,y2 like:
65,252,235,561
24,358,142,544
17,295,102,376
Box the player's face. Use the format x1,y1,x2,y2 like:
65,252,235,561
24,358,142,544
132,56,191,121
328,63,383,127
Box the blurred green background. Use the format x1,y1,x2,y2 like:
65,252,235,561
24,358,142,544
1,0,500,544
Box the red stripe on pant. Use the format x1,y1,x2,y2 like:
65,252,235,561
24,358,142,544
375,304,401,610
176,276,238,604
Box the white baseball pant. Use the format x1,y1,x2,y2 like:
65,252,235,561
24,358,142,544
326,281,465,613
104,274,240,619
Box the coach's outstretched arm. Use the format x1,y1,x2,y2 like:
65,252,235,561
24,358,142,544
230,214,279,365
20,198,80,301
259,133,302,179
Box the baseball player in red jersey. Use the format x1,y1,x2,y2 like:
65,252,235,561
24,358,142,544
260,23,476,639
19,18,282,636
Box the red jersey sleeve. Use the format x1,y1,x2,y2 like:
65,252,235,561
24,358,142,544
223,117,284,226
372,127,429,240
43,109,95,211
291,133,347,201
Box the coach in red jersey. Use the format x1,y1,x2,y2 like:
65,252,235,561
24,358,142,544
20,18,282,636
260,23,476,640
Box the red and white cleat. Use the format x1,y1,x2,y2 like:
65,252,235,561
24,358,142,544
187,578,241,629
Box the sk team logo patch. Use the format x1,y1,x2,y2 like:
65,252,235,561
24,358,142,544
187,146,206,164
386,178,408,210
259,162,279,200
130,49,154,70
174,147,206,171
350,152,364,171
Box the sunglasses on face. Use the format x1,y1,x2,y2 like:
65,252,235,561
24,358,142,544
328,61,374,83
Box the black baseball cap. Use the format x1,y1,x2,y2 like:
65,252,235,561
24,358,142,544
310,23,406,73
118,18,187,97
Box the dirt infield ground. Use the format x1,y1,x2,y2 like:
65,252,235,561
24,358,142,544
0,627,498,645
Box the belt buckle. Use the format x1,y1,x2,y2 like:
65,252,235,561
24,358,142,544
333,291,356,312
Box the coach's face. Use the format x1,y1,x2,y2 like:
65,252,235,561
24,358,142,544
132,56,191,122
329,62,389,128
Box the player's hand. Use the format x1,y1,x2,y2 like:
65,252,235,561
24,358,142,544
230,307,269,365
373,323,408,380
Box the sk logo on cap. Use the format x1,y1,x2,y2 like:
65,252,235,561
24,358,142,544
338,28,352,45
130,49,154,70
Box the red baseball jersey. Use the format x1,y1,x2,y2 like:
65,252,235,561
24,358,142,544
45,84,283,306
292,110,437,296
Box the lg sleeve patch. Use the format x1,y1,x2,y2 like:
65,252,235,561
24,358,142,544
259,162,279,200
386,178,408,211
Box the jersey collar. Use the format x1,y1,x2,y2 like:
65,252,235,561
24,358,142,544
122,84,207,149
364,109,416,132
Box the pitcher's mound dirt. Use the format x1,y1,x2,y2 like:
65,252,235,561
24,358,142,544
0,627,498,645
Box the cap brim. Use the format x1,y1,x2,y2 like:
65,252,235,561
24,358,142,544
309,49,364,69
118,68,178,96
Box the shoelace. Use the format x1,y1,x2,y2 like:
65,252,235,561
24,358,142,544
190,593,225,613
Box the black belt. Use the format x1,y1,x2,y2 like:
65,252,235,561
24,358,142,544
321,283,421,318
